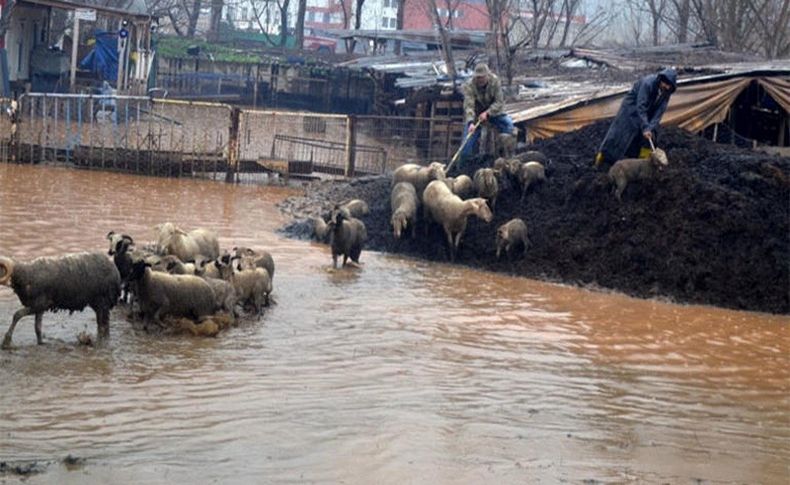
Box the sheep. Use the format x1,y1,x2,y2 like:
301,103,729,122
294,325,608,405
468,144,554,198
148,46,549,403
517,150,549,164
423,180,493,262
473,168,500,211
128,260,216,326
0,253,121,348
217,258,272,313
339,199,370,219
327,206,367,269
109,235,136,303
447,174,474,199
202,277,238,317
497,132,516,159
496,218,530,260
608,148,669,202
310,216,329,242
517,161,546,202
152,254,197,275
390,181,419,239
153,222,220,262
392,162,447,200
195,257,222,279
232,247,275,281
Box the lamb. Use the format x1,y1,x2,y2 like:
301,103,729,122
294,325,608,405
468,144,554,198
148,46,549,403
446,175,474,199
517,161,546,202
423,180,493,262
232,246,275,281
473,168,499,211
153,222,220,262
608,148,669,201
392,162,447,200
339,199,370,219
390,181,419,239
496,218,530,260
128,260,216,325
0,253,121,348
327,206,367,269
218,258,272,313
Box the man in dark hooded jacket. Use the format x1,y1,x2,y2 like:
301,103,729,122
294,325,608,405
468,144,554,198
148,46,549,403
595,68,677,166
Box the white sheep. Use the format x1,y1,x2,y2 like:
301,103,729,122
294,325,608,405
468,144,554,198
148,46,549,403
496,218,530,260
153,222,220,262
129,260,216,326
0,253,121,348
447,174,474,199
473,168,499,211
218,258,272,313
339,199,370,219
392,162,447,201
423,180,493,261
608,148,669,202
390,181,419,239
517,161,546,202
232,246,275,281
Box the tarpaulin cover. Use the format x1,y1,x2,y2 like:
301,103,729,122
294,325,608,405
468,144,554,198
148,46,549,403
522,75,789,142
79,31,118,82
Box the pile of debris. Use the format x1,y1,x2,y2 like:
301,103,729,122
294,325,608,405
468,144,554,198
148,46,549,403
280,122,789,314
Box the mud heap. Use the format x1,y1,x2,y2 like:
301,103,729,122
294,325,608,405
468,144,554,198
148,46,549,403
280,121,789,314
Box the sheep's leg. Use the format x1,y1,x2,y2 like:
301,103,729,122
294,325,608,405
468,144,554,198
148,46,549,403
96,308,110,340
444,228,456,262
615,183,624,201
332,254,339,269
342,254,349,267
34,312,44,345
2,307,34,349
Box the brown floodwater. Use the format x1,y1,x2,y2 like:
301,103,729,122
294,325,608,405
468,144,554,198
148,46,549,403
0,163,787,484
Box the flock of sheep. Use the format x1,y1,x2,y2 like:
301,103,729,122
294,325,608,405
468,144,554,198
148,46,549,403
0,145,668,348
311,145,670,266
0,223,276,346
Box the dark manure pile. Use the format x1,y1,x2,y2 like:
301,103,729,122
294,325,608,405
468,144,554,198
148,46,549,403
280,120,789,314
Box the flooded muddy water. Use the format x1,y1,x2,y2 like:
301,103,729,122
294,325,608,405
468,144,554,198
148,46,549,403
0,164,787,484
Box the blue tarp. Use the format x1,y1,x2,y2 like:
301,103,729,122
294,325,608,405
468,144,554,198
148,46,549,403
79,30,118,82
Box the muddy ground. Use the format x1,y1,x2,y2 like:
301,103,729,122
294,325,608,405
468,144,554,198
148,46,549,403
279,121,789,315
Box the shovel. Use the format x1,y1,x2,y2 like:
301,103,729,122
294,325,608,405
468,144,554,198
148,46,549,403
446,120,481,173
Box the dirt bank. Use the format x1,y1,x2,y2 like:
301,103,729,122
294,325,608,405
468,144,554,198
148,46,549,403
279,122,789,314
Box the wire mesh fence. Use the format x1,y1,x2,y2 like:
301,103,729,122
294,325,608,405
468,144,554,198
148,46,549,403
4,94,466,183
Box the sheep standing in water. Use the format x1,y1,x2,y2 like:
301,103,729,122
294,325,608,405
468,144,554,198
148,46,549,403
496,218,530,260
423,180,493,262
608,148,669,201
327,206,367,269
232,247,275,282
153,222,220,262
0,253,121,348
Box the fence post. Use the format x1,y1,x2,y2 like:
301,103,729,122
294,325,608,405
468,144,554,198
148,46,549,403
344,114,356,178
225,107,241,183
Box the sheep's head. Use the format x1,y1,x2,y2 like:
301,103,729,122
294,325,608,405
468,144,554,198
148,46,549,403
0,257,14,286
469,198,493,223
651,148,669,168
495,227,507,259
428,162,447,181
113,236,134,256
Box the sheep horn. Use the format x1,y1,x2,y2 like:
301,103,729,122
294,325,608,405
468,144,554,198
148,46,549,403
122,235,134,245
0,257,14,286
106,231,116,241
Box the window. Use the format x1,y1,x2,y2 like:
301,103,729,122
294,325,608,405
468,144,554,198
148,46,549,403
381,17,388,28
308,11,315,21
323,12,330,23
241,7,248,20
389,18,397,28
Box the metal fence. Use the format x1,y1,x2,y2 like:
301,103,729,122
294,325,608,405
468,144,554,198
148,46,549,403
2,93,466,183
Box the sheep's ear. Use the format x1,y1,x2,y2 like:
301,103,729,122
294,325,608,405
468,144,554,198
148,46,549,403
107,231,115,240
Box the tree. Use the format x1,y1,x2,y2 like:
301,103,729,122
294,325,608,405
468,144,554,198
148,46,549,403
425,0,458,77
395,0,406,54
249,0,281,45
208,0,224,40
295,0,306,48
